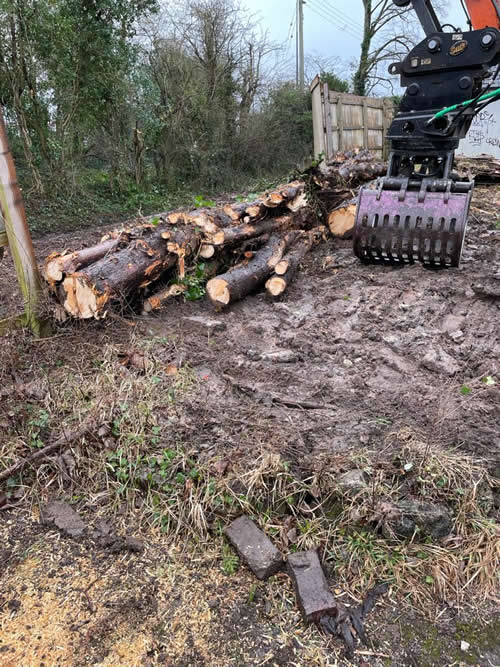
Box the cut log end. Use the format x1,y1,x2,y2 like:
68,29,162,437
45,256,65,284
265,276,286,296
274,260,289,275
328,203,357,238
199,244,215,259
206,277,230,306
62,276,107,320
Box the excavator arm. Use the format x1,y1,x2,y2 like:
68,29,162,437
353,0,500,267
465,0,500,30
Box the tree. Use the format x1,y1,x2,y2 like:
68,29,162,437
0,0,158,193
320,71,350,93
352,0,422,96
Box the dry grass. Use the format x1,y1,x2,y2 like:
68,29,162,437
0,322,498,622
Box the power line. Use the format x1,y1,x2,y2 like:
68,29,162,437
308,0,363,39
315,0,364,36
307,0,363,39
286,6,296,43
305,2,362,42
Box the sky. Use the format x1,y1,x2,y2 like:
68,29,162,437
240,0,468,87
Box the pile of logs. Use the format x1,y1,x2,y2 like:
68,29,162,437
43,151,387,320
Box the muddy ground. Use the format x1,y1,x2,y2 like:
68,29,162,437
0,186,499,666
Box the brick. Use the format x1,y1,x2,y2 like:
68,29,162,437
287,550,337,622
224,515,283,580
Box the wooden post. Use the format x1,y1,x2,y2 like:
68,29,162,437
0,107,49,337
362,98,369,151
337,93,344,152
322,83,334,161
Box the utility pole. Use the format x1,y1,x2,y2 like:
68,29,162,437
296,0,304,90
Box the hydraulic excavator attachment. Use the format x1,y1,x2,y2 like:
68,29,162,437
353,0,500,267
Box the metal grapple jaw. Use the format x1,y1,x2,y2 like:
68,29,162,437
353,178,473,268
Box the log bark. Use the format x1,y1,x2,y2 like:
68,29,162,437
209,215,293,247
327,197,357,238
206,234,285,308
61,233,177,319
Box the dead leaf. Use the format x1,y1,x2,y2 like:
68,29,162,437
118,348,152,373
166,364,178,376
214,460,228,476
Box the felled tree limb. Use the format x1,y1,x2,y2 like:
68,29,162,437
61,233,177,319
266,228,324,297
209,215,293,247
142,284,186,313
207,234,287,308
45,238,127,286
315,151,386,189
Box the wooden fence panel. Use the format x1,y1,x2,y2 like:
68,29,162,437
310,76,394,162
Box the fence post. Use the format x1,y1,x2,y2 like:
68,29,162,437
362,98,369,151
382,99,394,160
321,83,334,162
0,108,49,337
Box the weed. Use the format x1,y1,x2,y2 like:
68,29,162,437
178,263,207,301
193,194,216,209
221,543,239,575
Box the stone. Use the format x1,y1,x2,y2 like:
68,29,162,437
337,469,368,496
224,516,283,580
441,314,464,334
422,345,459,376
449,329,464,342
260,350,298,363
287,550,337,622
43,501,86,537
382,499,452,541
182,316,226,333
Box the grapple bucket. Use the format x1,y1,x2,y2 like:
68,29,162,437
353,186,472,267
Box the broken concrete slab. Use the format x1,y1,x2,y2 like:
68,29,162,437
287,550,337,622
382,499,452,541
43,500,86,538
224,515,283,580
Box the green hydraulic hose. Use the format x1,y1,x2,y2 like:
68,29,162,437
430,87,500,122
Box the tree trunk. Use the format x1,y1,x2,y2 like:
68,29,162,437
134,120,145,186
353,0,372,97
